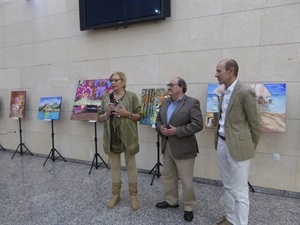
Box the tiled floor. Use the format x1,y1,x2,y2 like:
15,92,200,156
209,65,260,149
0,150,299,225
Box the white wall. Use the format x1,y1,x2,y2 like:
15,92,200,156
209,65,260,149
0,0,299,192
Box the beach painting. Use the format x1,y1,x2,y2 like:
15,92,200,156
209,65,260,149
70,79,112,121
140,88,168,125
205,83,286,133
9,91,26,119
38,97,62,120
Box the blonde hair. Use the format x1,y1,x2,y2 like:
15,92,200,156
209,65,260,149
110,71,127,89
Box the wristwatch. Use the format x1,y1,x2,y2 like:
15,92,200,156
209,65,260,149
128,113,132,119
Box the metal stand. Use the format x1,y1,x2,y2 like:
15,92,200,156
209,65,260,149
0,144,6,151
248,181,255,192
43,120,66,166
89,122,109,174
149,132,163,185
11,118,33,159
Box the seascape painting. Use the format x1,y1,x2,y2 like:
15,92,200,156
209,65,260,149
205,83,286,133
38,97,62,120
70,79,112,121
9,91,26,119
253,83,286,133
140,88,168,125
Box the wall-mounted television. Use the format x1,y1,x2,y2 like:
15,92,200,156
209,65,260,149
79,0,171,31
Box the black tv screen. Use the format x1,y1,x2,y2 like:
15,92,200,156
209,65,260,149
79,0,171,31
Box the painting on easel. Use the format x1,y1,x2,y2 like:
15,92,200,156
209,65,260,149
9,91,26,119
70,79,112,121
205,83,286,133
38,97,62,121
140,88,168,125
252,83,286,133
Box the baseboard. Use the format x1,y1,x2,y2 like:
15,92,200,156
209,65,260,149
3,149,299,199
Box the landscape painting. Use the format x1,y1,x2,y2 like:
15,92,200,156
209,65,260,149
38,97,62,120
140,88,168,125
9,91,26,119
70,79,112,121
205,83,286,133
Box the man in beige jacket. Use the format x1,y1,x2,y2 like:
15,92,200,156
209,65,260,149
214,59,261,225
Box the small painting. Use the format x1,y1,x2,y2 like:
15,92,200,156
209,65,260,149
9,91,26,119
205,83,286,133
38,97,62,120
70,79,113,121
140,88,168,125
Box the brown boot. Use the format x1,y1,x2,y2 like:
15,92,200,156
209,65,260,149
107,182,121,209
129,183,140,211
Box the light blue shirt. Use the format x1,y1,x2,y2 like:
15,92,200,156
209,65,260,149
167,94,184,124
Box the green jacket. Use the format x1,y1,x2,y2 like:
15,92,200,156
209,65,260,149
98,91,142,157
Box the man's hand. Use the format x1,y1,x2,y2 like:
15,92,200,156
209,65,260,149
160,124,176,136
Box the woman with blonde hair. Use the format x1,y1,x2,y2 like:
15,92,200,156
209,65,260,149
98,72,142,211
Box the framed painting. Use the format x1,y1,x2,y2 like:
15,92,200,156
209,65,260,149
205,83,286,133
37,97,62,120
70,79,112,121
253,83,286,133
9,91,26,119
140,88,168,125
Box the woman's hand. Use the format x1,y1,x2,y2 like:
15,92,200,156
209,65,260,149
107,103,115,115
112,104,130,118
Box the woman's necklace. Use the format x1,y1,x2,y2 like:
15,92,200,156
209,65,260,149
114,91,125,101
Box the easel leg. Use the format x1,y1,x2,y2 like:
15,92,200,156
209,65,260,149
248,181,255,192
11,143,33,159
11,118,33,159
149,133,162,185
89,122,109,174
89,153,109,174
43,148,66,166
52,148,66,162
22,143,34,156
11,144,21,159
43,120,66,166
0,144,7,151
149,162,162,186
43,148,53,166
89,154,98,174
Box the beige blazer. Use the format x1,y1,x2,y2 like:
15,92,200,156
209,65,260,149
214,80,262,161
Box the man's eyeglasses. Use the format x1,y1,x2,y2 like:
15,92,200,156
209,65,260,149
110,79,121,82
167,83,179,87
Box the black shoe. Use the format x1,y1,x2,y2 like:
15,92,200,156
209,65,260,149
184,211,194,222
155,201,179,209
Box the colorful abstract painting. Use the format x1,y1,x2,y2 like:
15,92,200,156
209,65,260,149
140,88,168,125
37,97,62,120
205,83,286,133
9,91,26,119
70,79,112,121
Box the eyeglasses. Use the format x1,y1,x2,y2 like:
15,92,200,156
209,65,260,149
167,83,179,87
109,79,121,82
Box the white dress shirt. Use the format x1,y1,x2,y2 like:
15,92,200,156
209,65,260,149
218,79,238,136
